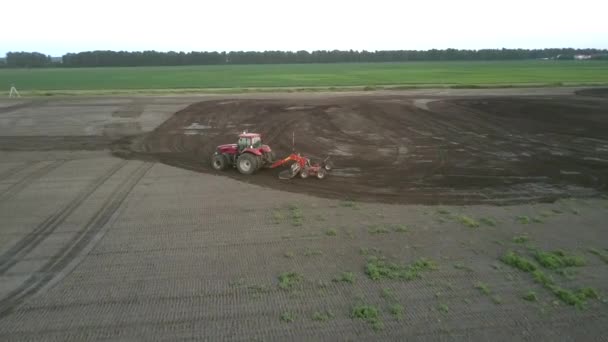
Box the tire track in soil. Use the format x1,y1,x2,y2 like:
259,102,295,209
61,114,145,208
0,101,48,115
0,160,66,203
0,161,36,182
0,162,153,319
0,159,129,275
0,136,113,151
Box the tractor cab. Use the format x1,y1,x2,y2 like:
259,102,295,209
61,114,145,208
237,133,262,151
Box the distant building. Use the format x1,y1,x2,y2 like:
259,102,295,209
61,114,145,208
574,54,592,60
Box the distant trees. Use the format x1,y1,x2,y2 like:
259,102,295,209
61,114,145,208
3,49,608,68
61,50,226,67
5,52,52,68
58,49,608,67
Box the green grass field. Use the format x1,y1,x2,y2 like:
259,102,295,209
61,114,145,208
1,61,607,94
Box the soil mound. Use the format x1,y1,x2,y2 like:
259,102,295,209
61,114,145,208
114,96,608,205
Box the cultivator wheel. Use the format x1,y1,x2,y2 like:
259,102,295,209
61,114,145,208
317,168,327,179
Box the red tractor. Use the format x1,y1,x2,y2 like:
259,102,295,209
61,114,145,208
211,132,276,174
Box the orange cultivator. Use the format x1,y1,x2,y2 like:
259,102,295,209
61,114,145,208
270,153,332,180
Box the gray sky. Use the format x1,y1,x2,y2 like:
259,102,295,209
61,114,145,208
2,0,607,56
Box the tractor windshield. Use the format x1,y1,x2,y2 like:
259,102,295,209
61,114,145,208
238,137,250,150
252,136,262,148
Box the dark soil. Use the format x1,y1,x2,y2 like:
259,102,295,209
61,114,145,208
113,95,608,205
0,136,113,151
575,88,608,98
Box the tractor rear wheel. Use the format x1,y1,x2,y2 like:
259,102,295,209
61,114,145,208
269,151,276,162
256,155,263,170
211,154,228,171
236,153,258,175
264,151,276,164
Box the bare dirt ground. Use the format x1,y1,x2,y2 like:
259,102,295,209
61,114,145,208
0,89,607,341
576,88,608,98
117,93,608,205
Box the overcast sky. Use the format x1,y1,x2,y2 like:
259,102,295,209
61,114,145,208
2,0,607,56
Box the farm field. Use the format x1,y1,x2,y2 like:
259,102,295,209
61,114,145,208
0,88,607,340
1,61,608,93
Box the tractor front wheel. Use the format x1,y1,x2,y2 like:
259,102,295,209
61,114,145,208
211,154,228,171
300,168,309,179
236,153,258,175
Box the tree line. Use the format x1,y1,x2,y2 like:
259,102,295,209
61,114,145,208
2,48,607,68
1,52,53,68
